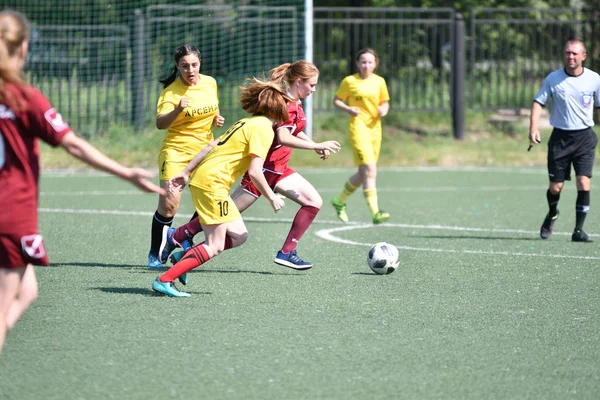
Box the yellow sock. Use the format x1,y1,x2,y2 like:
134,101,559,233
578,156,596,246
338,180,358,204
364,189,379,215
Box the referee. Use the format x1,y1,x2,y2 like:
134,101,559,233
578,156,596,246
529,38,600,242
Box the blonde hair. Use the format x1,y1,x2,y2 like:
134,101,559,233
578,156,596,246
0,10,30,110
239,78,293,123
269,60,319,88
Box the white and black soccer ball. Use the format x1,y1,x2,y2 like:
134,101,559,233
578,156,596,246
367,242,400,275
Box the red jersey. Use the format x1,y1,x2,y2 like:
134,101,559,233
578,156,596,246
0,83,70,235
262,101,306,173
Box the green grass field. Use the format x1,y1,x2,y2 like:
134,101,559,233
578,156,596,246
1,167,599,399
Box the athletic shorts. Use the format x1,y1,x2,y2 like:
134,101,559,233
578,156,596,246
0,233,49,269
190,185,241,225
240,166,296,197
349,124,382,166
547,127,598,182
158,147,196,181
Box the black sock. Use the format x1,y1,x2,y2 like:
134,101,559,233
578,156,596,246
547,189,560,216
150,211,173,253
575,190,590,231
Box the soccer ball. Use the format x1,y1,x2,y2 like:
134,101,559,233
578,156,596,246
367,242,400,275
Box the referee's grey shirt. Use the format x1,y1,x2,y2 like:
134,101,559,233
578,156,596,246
534,67,600,130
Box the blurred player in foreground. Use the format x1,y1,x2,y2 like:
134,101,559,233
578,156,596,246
0,10,164,353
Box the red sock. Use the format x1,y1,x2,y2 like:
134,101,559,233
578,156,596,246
281,205,319,253
174,217,203,244
159,244,210,282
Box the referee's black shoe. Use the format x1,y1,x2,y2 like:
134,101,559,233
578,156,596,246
572,229,593,243
540,210,559,240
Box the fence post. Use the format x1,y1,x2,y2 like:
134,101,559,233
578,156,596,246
132,9,145,132
451,13,465,140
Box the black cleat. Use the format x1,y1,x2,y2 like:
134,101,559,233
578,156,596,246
540,210,559,240
572,229,593,243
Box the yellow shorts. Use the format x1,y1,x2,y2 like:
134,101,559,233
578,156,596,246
190,185,241,225
349,125,382,166
158,147,197,181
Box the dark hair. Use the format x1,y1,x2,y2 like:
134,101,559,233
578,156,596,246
159,44,201,88
355,47,380,68
239,78,293,123
564,38,587,54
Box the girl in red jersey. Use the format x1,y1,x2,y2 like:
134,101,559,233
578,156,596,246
0,10,164,353
159,61,341,270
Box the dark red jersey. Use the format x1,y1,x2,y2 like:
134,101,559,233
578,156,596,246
0,83,70,235
262,101,306,173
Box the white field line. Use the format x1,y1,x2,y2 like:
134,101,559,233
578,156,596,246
38,207,597,260
314,224,600,261
39,185,547,196
41,166,549,177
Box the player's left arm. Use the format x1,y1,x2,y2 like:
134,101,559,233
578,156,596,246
378,101,390,117
59,132,165,195
248,155,284,212
277,129,340,155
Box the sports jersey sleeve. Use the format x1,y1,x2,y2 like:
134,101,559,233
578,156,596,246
29,88,71,146
379,78,390,103
534,77,551,106
335,77,351,101
275,103,297,134
157,88,176,116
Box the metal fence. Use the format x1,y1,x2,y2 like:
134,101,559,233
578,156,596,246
20,6,600,136
469,8,599,110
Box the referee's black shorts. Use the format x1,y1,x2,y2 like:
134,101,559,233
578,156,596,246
547,127,598,182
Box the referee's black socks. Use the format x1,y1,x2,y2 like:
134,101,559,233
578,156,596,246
575,190,590,231
546,189,560,217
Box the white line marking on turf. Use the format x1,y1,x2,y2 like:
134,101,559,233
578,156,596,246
38,185,547,197
314,224,600,260
38,207,597,260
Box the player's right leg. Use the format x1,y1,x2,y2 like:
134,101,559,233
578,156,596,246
0,266,26,353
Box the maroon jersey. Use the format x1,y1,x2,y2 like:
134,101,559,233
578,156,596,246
262,101,306,173
0,83,70,235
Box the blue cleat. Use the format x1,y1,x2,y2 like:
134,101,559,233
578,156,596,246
147,251,163,269
152,278,191,297
273,250,312,271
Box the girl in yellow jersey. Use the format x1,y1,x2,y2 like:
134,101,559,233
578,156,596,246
147,44,225,268
331,48,391,224
151,79,290,297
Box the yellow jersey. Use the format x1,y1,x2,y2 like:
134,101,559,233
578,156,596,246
157,75,219,155
190,115,274,191
335,73,390,129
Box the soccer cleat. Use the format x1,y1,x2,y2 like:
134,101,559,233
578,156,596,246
331,197,349,223
147,251,163,269
178,273,188,286
274,250,313,270
572,229,593,243
540,210,559,240
152,278,191,297
372,210,390,224
159,228,193,264
170,250,185,264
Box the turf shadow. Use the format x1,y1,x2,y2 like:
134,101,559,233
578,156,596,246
50,262,143,268
90,287,212,296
